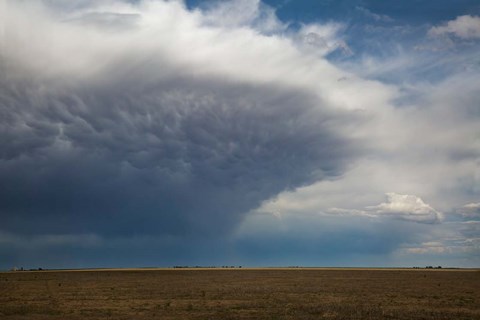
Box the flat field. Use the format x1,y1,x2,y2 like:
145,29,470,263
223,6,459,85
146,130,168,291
0,268,479,319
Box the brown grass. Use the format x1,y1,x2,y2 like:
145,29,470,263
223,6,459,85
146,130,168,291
0,268,479,319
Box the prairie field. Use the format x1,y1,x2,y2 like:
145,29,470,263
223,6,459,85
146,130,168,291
0,268,479,319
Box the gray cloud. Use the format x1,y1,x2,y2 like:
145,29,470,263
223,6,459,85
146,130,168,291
0,1,359,241
454,203,480,220
0,75,356,237
233,212,432,267
3,0,478,269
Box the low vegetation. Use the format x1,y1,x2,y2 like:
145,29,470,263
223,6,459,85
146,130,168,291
0,268,479,319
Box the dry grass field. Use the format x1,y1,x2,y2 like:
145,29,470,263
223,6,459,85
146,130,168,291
0,268,479,319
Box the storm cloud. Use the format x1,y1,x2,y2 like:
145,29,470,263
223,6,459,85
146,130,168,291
1,0,479,269
0,0,358,239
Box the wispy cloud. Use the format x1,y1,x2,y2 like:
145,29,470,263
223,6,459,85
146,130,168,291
355,6,394,23
455,203,480,220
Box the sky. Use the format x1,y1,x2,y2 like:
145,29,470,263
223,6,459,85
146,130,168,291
0,0,479,269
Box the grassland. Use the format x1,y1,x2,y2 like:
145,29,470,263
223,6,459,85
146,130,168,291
0,268,479,319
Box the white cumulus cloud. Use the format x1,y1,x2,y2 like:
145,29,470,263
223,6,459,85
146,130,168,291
324,193,441,224
366,193,442,224
428,15,480,39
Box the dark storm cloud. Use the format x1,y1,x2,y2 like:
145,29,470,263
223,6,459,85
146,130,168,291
1,0,479,270
0,63,359,238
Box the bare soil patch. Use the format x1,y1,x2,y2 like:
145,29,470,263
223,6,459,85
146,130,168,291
1,268,479,319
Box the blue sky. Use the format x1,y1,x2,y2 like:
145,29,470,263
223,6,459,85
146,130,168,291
0,0,479,269
267,0,480,23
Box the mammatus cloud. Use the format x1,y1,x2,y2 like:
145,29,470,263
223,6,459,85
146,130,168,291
1,0,479,268
0,0,361,240
428,15,480,39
